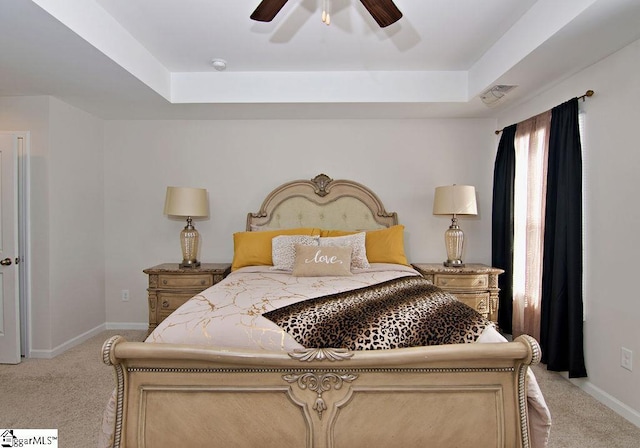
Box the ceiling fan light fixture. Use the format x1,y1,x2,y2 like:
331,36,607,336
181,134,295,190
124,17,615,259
250,0,402,28
322,0,331,25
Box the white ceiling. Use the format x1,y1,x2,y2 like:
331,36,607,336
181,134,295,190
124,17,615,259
2,0,640,119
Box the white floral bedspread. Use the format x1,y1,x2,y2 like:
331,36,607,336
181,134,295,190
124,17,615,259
147,263,421,351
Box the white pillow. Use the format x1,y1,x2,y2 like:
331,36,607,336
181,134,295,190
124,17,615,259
271,235,320,271
319,232,370,269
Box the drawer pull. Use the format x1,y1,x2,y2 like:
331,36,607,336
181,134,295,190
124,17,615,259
163,279,168,285
162,300,170,308
201,280,206,285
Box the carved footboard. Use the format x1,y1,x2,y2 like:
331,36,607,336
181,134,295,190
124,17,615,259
103,335,540,448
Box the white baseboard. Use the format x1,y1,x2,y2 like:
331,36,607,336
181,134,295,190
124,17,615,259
29,323,107,359
563,374,640,428
28,323,148,359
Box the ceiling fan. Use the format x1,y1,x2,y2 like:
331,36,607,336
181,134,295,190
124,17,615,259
250,0,403,28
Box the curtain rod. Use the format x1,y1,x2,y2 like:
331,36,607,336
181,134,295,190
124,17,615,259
494,90,594,135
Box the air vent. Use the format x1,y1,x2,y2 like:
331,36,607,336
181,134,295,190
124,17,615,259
480,85,517,106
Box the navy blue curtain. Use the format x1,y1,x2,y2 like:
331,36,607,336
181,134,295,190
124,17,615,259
540,98,587,378
491,125,517,334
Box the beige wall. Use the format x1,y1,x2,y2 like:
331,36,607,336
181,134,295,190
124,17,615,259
496,39,640,424
48,97,105,347
0,95,105,354
103,118,498,325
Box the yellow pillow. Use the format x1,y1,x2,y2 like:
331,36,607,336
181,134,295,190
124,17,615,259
319,225,409,266
232,228,320,271
364,225,409,266
320,229,356,237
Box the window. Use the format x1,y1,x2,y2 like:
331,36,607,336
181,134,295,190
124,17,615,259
512,111,551,340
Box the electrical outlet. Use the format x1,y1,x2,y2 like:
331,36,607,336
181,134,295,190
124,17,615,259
121,289,130,302
621,347,633,371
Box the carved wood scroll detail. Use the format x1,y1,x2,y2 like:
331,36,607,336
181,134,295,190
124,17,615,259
283,371,358,420
288,347,354,362
311,173,333,197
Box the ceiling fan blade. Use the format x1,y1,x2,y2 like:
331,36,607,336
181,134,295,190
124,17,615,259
250,0,290,22
359,0,403,28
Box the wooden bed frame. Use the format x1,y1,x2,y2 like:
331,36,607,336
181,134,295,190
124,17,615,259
103,174,541,448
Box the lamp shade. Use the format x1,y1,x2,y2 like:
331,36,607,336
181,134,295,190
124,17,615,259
433,185,477,216
164,187,209,218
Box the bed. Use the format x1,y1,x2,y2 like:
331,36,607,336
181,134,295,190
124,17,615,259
100,173,551,448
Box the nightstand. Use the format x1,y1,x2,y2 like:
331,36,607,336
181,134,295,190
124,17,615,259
144,263,231,335
412,263,504,324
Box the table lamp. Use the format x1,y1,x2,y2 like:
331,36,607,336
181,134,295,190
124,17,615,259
164,186,209,268
433,185,477,267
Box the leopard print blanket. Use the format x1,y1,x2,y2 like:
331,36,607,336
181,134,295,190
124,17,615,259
263,276,490,350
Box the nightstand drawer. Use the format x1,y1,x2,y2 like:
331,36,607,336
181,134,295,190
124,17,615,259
434,274,488,290
157,291,194,311
158,274,213,289
453,292,490,317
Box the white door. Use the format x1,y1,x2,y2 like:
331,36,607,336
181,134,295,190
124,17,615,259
0,133,20,364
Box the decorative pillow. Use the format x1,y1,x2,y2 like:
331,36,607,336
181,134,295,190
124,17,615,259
319,232,370,269
320,229,356,237
292,245,353,277
232,227,320,271
365,225,409,265
271,235,320,271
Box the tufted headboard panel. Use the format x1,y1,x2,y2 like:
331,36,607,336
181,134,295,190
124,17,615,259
247,174,398,231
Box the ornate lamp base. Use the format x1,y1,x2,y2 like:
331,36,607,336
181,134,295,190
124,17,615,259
180,260,201,269
179,217,200,269
443,217,465,268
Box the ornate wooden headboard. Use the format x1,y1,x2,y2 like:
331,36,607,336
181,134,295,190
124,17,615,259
246,174,398,231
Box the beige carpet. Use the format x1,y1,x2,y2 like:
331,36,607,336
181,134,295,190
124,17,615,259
1,330,639,448
530,362,640,447
0,330,146,448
